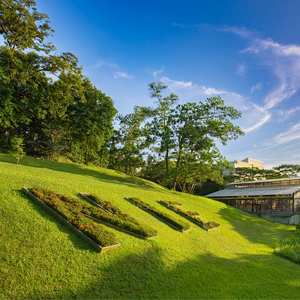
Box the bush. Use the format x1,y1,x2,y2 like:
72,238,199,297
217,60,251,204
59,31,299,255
83,194,157,238
29,187,118,247
128,197,190,231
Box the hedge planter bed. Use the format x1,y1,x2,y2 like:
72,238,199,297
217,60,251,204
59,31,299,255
22,187,120,253
79,193,158,239
158,200,220,231
158,201,201,218
202,221,221,231
125,197,190,233
79,193,113,215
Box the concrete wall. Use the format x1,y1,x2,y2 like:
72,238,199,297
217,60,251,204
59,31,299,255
253,213,300,225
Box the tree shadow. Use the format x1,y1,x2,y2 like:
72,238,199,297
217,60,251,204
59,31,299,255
217,205,294,247
28,248,300,299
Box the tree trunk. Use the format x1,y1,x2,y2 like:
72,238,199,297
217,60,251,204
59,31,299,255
165,147,169,173
172,144,182,190
182,178,187,193
85,138,89,164
126,158,130,174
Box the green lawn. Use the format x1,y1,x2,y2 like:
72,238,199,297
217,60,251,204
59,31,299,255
0,153,299,299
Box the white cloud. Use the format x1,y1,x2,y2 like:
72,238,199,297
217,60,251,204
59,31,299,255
278,106,300,122
114,71,132,79
273,123,300,145
236,62,247,76
172,22,185,28
251,82,262,93
160,76,227,95
90,61,119,69
153,68,164,78
222,26,300,131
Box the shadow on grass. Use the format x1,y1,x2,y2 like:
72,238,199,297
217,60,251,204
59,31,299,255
217,205,293,247
28,248,300,299
0,153,159,192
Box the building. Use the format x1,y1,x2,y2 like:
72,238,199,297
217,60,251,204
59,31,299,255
205,177,300,225
223,157,264,176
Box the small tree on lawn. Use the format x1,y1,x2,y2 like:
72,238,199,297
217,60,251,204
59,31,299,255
10,136,25,164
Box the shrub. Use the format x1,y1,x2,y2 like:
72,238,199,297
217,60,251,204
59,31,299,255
29,187,118,247
83,194,157,238
128,197,190,231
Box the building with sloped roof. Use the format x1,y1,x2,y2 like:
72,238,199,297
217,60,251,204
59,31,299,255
205,177,300,224
223,157,264,176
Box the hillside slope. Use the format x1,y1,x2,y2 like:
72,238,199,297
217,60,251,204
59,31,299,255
0,153,299,299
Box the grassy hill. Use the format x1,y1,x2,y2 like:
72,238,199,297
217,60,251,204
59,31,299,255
0,153,299,299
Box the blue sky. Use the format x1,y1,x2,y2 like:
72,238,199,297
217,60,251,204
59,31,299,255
7,0,300,168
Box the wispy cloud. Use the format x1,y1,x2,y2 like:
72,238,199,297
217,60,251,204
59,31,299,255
90,61,119,69
243,103,271,133
251,82,262,93
172,22,185,28
278,106,300,122
114,71,132,79
222,26,300,131
160,76,227,95
273,123,300,145
90,60,132,79
236,62,247,76
153,68,164,78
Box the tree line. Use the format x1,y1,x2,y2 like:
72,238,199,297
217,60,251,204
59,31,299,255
0,0,254,194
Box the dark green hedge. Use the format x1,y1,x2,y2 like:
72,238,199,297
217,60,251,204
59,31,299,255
128,197,190,231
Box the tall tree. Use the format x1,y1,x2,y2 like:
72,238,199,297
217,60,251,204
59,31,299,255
148,81,178,173
69,78,117,164
116,106,153,174
0,0,55,53
167,97,244,191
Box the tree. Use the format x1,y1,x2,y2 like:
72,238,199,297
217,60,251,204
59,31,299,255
273,164,300,178
0,0,55,53
116,106,153,174
0,0,118,163
69,78,117,164
9,136,25,164
166,97,244,191
147,81,178,173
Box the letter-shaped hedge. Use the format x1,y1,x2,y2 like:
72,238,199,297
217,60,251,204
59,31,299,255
126,197,190,232
80,193,157,238
28,187,119,248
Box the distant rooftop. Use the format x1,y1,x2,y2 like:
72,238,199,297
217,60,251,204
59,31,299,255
228,177,300,186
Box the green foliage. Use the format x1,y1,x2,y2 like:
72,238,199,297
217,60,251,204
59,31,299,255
128,197,190,231
273,164,300,178
232,167,283,182
0,1,116,165
275,227,300,263
0,0,55,53
83,194,157,238
9,136,25,164
158,200,221,230
203,221,220,230
29,187,118,247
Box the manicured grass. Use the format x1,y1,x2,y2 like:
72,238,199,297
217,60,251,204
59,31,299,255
0,153,299,299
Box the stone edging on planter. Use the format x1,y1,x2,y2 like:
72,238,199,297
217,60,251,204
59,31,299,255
22,188,120,253
203,224,221,231
125,197,190,233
